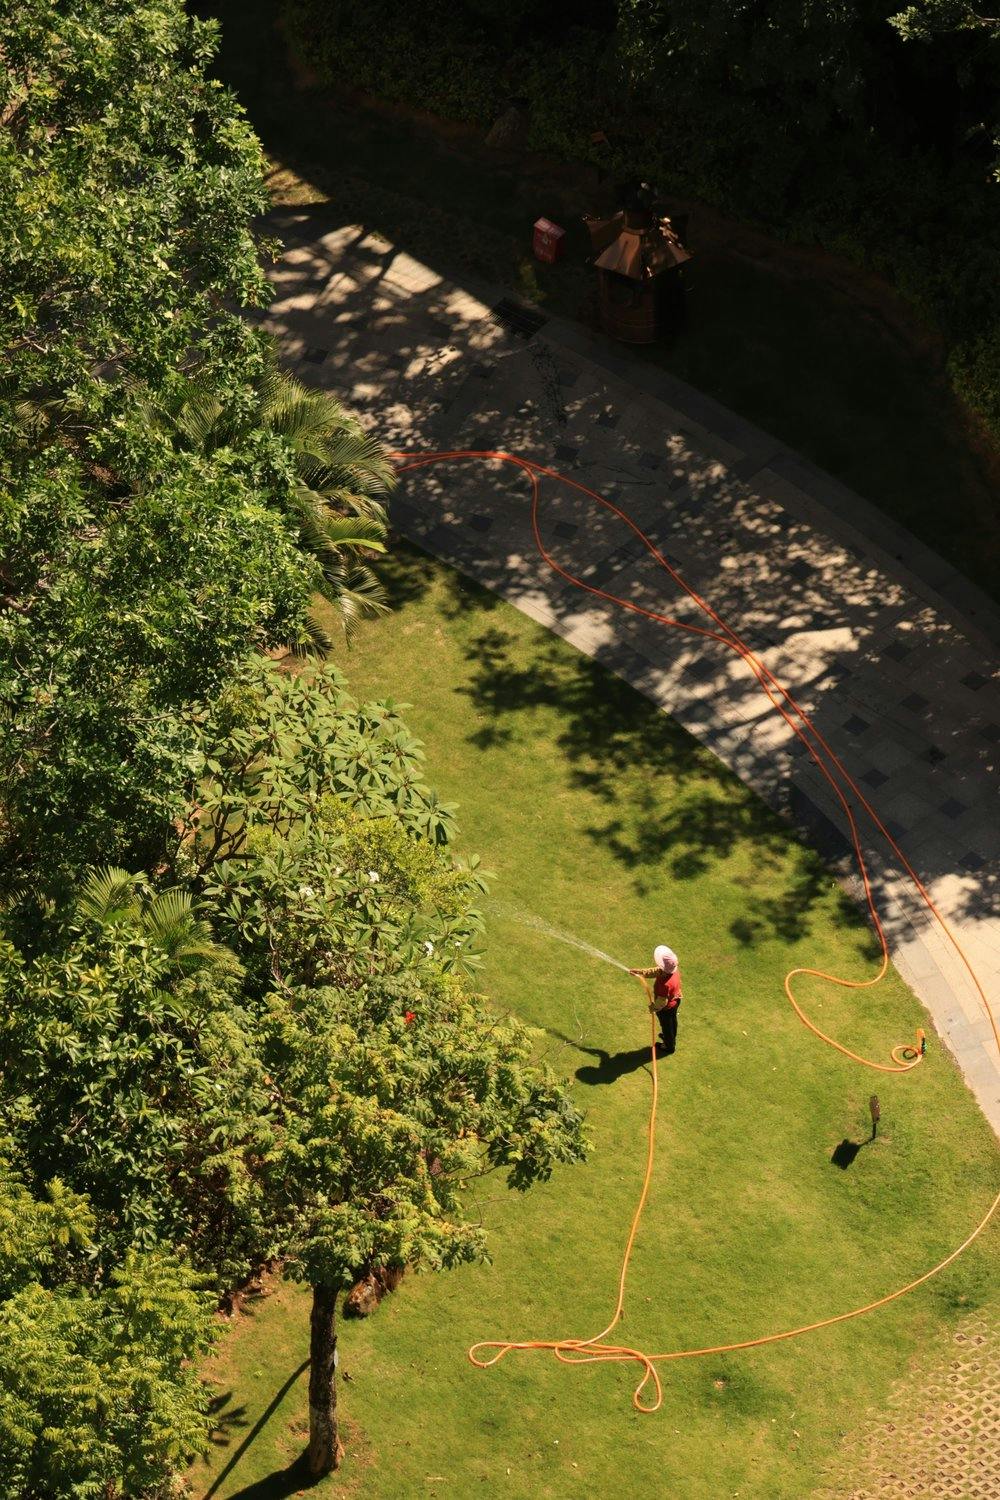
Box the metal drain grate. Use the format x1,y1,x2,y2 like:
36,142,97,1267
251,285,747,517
489,298,548,340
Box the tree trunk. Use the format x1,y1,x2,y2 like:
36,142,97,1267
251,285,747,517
308,1282,343,1474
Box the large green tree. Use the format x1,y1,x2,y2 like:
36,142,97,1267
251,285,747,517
0,1,391,893
188,664,587,1474
1,664,586,1480
0,876,274,1287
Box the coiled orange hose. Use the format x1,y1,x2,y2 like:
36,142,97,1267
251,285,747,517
391,448,999,1412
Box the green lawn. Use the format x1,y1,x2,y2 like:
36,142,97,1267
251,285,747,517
189,548,998,1500
197,0,1000,600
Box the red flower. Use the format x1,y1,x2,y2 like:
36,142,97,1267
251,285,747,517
404,1010,417,1025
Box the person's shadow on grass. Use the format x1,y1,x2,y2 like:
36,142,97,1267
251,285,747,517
576,1046,653,1085
548,1029,653,1086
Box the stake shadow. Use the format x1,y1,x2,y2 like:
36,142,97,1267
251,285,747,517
830,1134,874,1169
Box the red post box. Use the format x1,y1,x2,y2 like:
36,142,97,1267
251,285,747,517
533,217,565,264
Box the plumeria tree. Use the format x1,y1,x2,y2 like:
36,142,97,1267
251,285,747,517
185,663,587,1473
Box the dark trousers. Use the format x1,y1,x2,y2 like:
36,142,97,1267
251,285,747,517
657,1001,679,1054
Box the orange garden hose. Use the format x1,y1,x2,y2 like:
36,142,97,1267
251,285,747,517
391,448,1000,1412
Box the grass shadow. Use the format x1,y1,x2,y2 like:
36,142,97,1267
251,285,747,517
201,1359,310,1500
221,1453,317,1500
830,1133,877,1169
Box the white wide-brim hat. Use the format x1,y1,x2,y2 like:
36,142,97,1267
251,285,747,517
653,944,678,973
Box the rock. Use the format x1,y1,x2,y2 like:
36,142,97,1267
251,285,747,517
343,1265,406,1318
485,106,529,151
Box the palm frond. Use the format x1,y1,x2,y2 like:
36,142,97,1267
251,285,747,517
76,867,141,926
307,428,397,497
171,388,226,452
143,889,242,975
144,888,196,935
286,611,332,657
316,562,390,642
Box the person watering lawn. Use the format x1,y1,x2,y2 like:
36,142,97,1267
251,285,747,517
629,944,682,1056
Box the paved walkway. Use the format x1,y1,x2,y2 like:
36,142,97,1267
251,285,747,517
823,1306,999,1499
257,208,1000,1136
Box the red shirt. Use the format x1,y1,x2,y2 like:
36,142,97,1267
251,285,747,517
653,967,682,1009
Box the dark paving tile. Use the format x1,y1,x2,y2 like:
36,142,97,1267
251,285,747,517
472,362,494,379
385,352,408,371
923,744,946,765
961,670,990,691
843,714,870,736
302,346,328,364
861,768,890,788
584,537,650,587
425,522,457,552
638,451,663,470
884,640,914,663
773,513,792,531
788,558,813,581
557,368,579,388
939,797,968,820
788,785,852,863
731,453,767,480
979,722,1000,743
468,514,493,533
901,692,930,714
554,443,579,463
554,521,578,541
683,657,717,682
600,641,652,675
597,410,621,428
960,851,987,873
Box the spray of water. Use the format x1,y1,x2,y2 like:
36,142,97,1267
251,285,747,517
493,905,631,973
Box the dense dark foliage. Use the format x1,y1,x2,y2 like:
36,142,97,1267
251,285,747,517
285,0,1000,436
